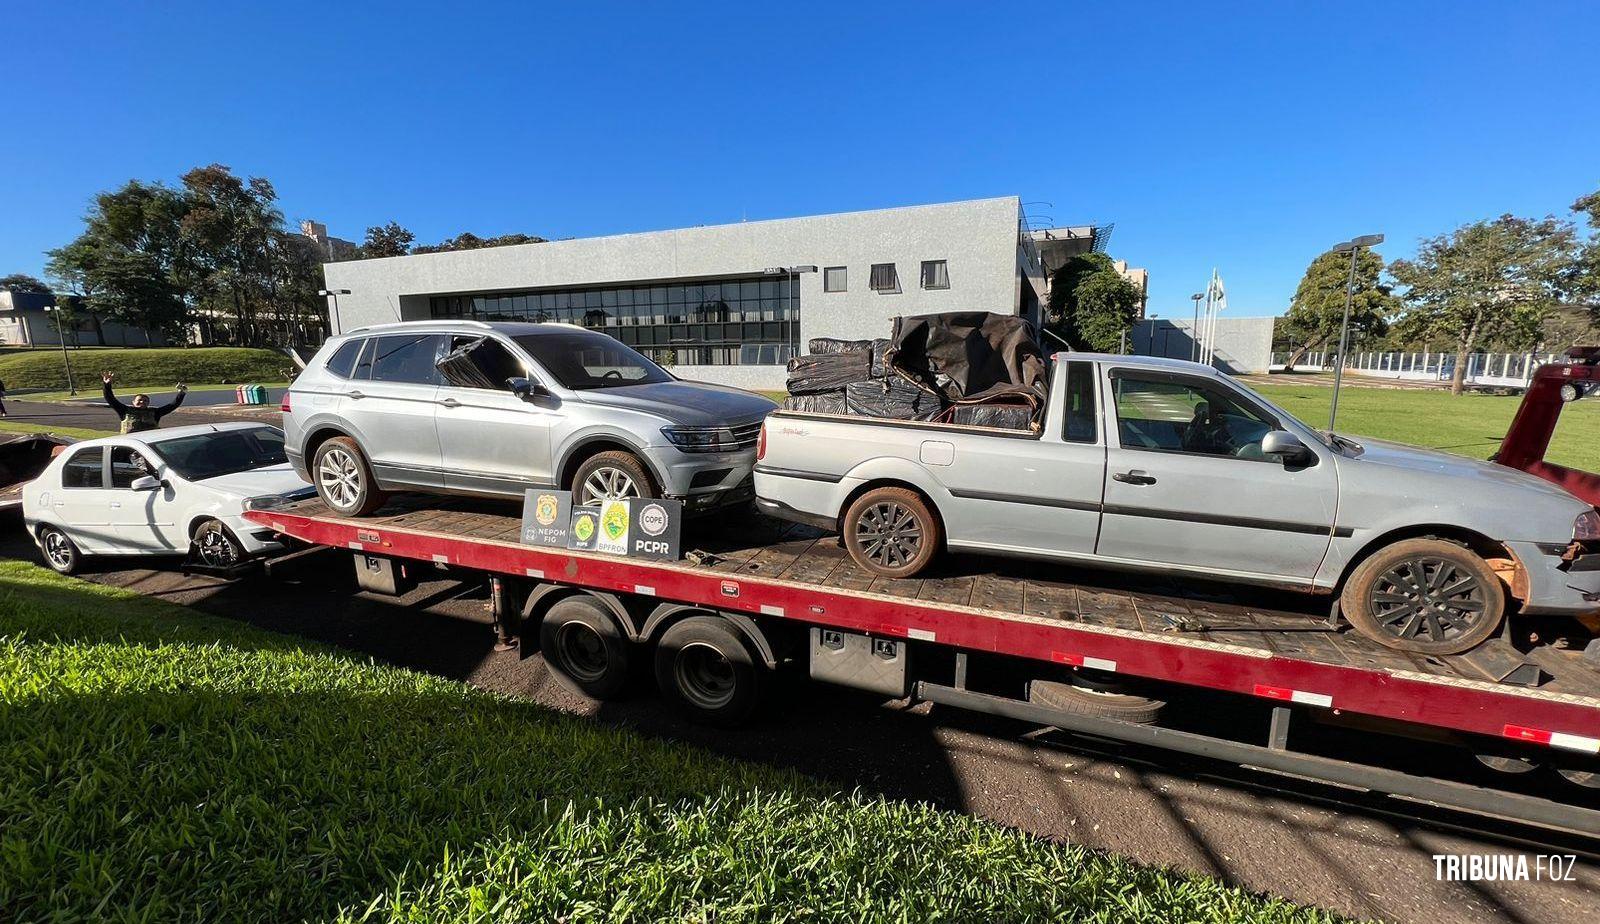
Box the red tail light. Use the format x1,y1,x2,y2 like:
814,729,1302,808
279,391,292,414
756,423,767,461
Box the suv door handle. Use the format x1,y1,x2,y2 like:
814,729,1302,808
347,391,366,400
1113,470,1157,486
437,397,461,408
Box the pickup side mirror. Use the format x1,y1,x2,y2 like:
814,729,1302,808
1261,429,1311,465
507,377,551,403
130,474,163,492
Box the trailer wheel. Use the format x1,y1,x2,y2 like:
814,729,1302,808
654,615,763,725
1556,765,1600,788
1340,538,1505,655
539,596,634,700
1029,674,1165,725
843,486,940,579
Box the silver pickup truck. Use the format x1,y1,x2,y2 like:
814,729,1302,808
754,352,1600,654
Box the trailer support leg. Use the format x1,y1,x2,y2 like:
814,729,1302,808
1268,705,1291,751
954,652,969,690
490,577,519,652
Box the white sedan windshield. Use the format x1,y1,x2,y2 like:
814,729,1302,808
149,429,287,481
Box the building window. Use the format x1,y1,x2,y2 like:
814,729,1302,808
921,259,949,290
427,273,799,365
869,263,899,293
823,266,847,292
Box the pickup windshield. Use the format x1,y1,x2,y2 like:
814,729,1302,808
149,428,288,481
513,331,673,391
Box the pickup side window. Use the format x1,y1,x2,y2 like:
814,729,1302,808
1112,374,1275,460
1062,361,1097,443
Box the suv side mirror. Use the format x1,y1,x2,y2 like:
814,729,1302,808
507,377,550,403
131,475,163,492
1261,429,1311,465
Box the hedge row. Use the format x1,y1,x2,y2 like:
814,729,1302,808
0,347,291,390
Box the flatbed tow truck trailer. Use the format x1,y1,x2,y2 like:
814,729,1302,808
246,497,1600,837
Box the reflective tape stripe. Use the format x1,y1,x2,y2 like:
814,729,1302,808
635,585,656,596
1052,652,1117,672
759,604,785,617
1505,724,1600,754
1254,684,1332,708
431,554,449,564
346,541,363,550
525,568,545,580
907,628,936,642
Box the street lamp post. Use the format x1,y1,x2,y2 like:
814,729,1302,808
41,304,77,396
1328,233,1384,430
1189,292,1204,362
317,288,351,336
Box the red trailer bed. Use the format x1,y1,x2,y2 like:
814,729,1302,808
247,498,1600,762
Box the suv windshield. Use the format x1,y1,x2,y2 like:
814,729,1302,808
512,330,673,390
149,428,288,481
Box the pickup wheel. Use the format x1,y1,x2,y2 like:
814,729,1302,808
539,596,634,701
843,487,940,579
313,436,386,517
1341,538,1505,655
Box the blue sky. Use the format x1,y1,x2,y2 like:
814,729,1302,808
3,1,1596,318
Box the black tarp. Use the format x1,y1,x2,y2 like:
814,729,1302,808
781,392,849,414
886,312,1048,404
785,350,872,394
845,375,943,421
810,337,890,376
944,402,1035,431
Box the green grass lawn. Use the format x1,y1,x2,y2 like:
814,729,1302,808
0,561,1335,922
1250,383,1600,473
0,346,291,391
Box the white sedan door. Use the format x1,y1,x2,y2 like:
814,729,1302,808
52,445,124,553
107,445,185,552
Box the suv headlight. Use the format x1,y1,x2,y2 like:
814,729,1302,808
1575,509,1600,543
661,426,739,453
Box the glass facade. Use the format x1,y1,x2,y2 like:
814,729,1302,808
429,274,800,366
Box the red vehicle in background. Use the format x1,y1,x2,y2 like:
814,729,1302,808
1496,346,1600,506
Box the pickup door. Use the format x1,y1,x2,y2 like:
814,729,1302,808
1096,366,1337,585
937,361,1105,557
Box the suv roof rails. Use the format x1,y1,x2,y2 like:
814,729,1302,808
345,319,493,335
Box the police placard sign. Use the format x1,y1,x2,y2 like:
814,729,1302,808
520,490,681,561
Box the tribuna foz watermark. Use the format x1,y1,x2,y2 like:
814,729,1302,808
1434,854,1578,882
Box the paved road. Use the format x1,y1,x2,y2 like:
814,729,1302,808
2,519,1595,923
0,397,280,433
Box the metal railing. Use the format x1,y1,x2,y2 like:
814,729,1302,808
1270,349,1565,388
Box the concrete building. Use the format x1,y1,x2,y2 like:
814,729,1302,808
0,290,171,347
322,197,1054,390
297,220,360,262
1112,259,1149,317
1129,316,1275,375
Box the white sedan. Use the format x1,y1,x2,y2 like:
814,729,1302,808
21,422,315,574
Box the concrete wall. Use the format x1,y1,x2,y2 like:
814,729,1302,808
323,197,1037,390
0,308,170,347
1130,317,1276,375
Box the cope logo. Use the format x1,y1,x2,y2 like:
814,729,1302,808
534,494,560,527
638,503,669,537
572,514,596,542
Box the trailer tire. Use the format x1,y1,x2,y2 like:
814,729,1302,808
1029,676,1165,725
539,596,634,701
1341,538,1505,655
655,615,763,726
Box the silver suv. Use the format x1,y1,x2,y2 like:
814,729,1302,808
283,320,777,516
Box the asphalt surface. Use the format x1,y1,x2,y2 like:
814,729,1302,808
3,516,1597,923
0,396,280,432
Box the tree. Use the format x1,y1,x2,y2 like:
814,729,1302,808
1045,252,1141,352
1572,188,1600,322
411,231,546,255
0,273,52,294
1390,215,1577,394
1276,248,1397,369
360,222,416,258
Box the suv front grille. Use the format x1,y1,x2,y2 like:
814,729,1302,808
730,421,762,449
